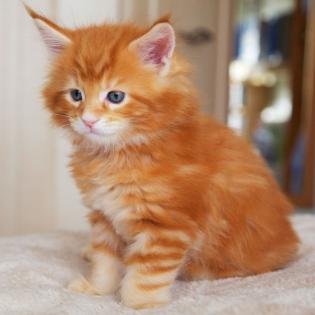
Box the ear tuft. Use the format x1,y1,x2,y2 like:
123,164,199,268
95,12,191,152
153,13,172,26
23,3,39,19
25,4,71,56
129,23,176,75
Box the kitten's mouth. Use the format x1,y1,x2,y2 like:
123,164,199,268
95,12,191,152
87,128,107,136
83,128,117,138
71,119,127,139
84,126,122,138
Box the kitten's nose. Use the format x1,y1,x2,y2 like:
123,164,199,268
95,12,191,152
81,114,99,128
82,118,98,128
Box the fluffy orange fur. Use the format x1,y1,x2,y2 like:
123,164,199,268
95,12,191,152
27,7,299,309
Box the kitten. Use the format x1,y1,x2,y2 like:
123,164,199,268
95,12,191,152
26,6,299,309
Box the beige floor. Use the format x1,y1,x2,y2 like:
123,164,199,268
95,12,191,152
0,215,314,315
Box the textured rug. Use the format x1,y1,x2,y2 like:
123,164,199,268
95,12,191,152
0,215,314,315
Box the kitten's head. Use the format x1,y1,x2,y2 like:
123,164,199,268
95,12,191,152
27,6,196,148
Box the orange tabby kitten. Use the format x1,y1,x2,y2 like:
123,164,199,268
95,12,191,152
27,6,299,309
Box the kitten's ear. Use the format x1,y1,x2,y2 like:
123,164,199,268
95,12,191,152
24,4,71,56
129,22,175,75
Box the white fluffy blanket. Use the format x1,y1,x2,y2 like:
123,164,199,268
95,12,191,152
1,215,315,315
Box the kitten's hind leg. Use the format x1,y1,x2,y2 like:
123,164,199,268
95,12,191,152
68,210,124,295
179,260,245,281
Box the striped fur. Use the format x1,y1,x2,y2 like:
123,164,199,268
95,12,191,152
27,7,300,309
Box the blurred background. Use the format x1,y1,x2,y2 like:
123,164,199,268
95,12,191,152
0,0,314,235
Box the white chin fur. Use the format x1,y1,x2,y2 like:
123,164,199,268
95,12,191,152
68,118,151,149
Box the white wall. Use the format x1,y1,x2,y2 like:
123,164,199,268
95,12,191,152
0,0,56,235
57,0,120,26
0,0,121,235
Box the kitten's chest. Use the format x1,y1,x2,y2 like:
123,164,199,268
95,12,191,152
71,151,169,240
77,166,146,239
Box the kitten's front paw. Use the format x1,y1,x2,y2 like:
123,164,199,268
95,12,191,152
120,285,170,309
126,301,169,310
68,276,115,296
68,277,99,295
68,277,94,294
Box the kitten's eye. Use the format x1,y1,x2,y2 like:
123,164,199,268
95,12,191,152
107,91,125,104
70,89,84,102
